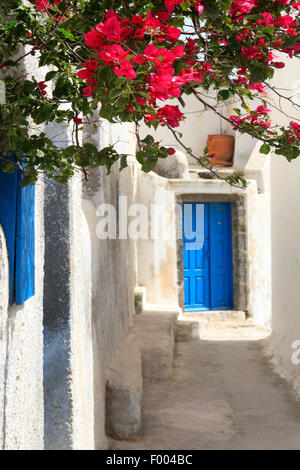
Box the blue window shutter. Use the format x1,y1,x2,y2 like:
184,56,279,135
0,164,18,305
15,171,35,305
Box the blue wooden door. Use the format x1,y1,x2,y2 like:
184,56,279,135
183,203,210,311
183,202,233,311
0,164,18,304
0,161,35,305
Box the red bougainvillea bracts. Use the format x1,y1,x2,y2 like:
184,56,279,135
0,0,299,184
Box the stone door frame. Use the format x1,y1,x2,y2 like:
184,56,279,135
175,193,248,314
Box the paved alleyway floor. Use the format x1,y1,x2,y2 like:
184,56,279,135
111,340,300,450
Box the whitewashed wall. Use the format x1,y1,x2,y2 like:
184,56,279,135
264,57,300,395
140,93,256,169
0,180,44,450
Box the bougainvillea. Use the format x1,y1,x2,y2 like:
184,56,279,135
0,0,299,185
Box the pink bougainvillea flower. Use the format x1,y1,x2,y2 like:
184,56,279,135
144,11,161,30
34,0,61,12
38,81,47,95
143,44,160,61
274,15,296,29
257,12,274,25
257,105,271,115
229,0,256,15
157,105,184,127
73,117,83,125
248,82,268,94
148,64,181,100
163,25,181,42
154,11,170,22
143,113,156,122
242,46,262,60
77,60,98,85
194,1,204,15
230,115,246,130
132,27,146,40
175,67,204,85
99,44,129,64
132,54,147,64
131,14,144,26
96,13,122,42
82,85,93,97
114,60,137,79
164,0,186,13
84,29,105,51
271,61,285,68
136,97,148,105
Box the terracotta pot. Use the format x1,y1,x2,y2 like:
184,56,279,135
207,135,235,165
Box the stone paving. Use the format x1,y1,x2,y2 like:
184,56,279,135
111,339,300,450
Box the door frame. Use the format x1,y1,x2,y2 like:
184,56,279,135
176,193,249,313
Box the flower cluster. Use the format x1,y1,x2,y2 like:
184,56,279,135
2,0,298,184
77,9,205,127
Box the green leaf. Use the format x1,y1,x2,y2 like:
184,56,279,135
260,143,271,155
109,87,123,100
119,155,128,171
217,89,230,101
59,28,75,41
249,64,266,83
99,104,115,122
45,70,58,82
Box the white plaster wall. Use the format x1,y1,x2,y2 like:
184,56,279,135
70,176,95,450
0,179,44,450
246,175,271,327
0,226,9,450
136,170,178,306
140,93,257,169
264,57,300,395
77,120,137,449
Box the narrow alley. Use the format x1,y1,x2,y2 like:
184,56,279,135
111,339,300,450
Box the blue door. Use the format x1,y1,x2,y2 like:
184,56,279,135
183,202,233,311
0,160,35,305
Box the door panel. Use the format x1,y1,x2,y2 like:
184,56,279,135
0,164,18,304
183,203,210,311
209,203,233,309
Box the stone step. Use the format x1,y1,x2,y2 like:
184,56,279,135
105,334,143,440
182,310,246,322
200,322,271,341
176,314,270,341
133,311,177,380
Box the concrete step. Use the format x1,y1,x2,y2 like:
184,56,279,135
106,334,143,440
133,311,177,379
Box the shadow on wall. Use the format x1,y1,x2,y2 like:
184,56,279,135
43,179,73,450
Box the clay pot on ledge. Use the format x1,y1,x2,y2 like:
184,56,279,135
207,134,235,167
